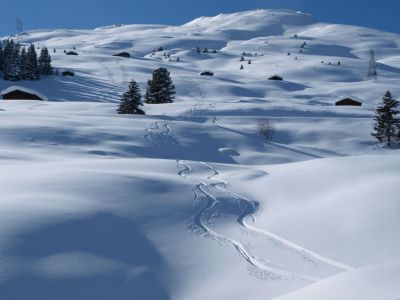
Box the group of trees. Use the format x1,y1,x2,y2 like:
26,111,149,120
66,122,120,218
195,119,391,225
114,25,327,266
0,40,53,81
372,90,400,146
118,67,175,115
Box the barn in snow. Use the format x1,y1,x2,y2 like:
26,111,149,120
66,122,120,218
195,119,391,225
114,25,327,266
1,86,48,101
335,96,362,106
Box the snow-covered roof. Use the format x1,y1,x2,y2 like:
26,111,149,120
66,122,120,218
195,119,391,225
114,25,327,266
335,95,363,103
1,86,48,101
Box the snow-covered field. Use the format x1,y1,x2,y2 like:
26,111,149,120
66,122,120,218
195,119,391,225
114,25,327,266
0,9,399,300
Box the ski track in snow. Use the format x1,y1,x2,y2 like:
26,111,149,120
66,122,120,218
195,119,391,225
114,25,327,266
98,59,116,85
144,121,176,150
177,159,354,282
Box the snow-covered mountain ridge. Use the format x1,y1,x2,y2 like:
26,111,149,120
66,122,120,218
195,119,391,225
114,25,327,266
0,9,399,300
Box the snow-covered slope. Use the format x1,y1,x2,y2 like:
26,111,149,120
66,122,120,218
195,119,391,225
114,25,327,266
275,264,400,300
0,9,399,300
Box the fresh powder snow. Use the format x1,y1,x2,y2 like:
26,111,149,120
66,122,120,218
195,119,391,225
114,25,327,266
0,9,399,300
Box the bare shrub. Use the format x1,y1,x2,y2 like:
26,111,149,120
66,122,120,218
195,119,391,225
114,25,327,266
256,119,274,140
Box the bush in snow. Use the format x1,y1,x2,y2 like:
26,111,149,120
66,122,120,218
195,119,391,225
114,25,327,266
117,80,145,115
257,119,274,141
145,68,175,104
372,90,400,146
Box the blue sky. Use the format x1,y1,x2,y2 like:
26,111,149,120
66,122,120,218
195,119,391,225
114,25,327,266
1,0,399,36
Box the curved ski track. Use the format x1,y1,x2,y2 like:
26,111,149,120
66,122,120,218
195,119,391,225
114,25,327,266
177,160,354,282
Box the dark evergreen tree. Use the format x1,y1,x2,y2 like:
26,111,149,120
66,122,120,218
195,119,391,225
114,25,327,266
2,40,14,62
144,68,175,104
372,91,400,146
117,80,145,115
38,47,53,75
19,47,29,80
240,64,244,70
2,40,14,78
3,43,21,81
26,44,40,80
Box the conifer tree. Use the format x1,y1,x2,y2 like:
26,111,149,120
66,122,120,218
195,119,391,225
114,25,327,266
19,47,29,80
145,68,175,104
117,80,145,115
26,44,40,80
38,47,53,75
2,40,15,79
3,43,21,81
372,91,400,146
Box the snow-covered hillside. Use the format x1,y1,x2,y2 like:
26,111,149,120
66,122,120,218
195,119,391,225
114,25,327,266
0,9,399,300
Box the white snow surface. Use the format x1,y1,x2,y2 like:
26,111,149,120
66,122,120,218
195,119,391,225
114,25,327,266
0,9,399,300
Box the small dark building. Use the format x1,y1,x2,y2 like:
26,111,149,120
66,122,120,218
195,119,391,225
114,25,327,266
66,51,78,56
335,97,362,106
268,75,283,81
1,86,47,101
113,52,130,58
62,71,75,77
200,71,214,76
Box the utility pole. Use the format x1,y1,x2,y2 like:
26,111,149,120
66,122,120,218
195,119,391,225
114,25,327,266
367,49,378,80
15,18,24,43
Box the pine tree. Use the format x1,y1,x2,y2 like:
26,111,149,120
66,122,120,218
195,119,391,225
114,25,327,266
117,80,145,115
2,40,14,79
372,91,400,146
3,43,21,81
26,44,40,80
144,68,175,104
38,47,53,75
19,47,29,80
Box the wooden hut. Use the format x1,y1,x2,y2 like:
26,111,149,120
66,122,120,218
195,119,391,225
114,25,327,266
335,96,362,106
62,70,75,77
200,71,214,76
268,75,283,81
113,52,130,58
1,86,48,101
